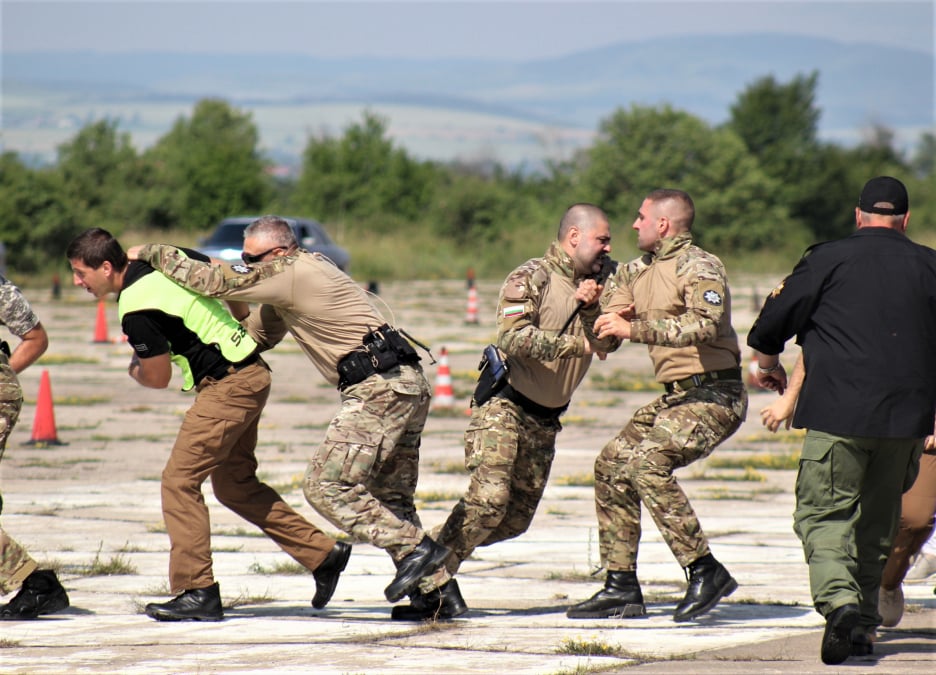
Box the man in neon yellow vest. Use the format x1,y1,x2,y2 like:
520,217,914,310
66,228,351,621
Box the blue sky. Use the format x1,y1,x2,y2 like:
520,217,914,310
4,0,934,59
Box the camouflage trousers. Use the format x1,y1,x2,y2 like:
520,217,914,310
1,390,37,594
423,396,561,591
304,365,431,562
595,381,747,571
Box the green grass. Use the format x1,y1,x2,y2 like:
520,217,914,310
590,370,659,392
555,637,628,657
72,544,138,576
707,451,801,471
37,354,101,365
248,560,308,575
415,490,463,503
553,472,595,487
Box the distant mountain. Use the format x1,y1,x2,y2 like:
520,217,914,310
3,34,932,167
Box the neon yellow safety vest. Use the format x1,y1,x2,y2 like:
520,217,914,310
118,271,256,390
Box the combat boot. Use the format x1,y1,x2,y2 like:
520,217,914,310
0,569,69,620
391,579,468,621
311,541,352,609
566,570,646,619
384,536,451,603
673,553,737,622
820,603,859,665
144,582,223,622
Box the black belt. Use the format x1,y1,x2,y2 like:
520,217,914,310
337,350,419,390
495,384,568,419
228,352,261,374
664,367,742,394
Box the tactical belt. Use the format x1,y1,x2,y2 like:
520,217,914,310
226,352,261,375
664,367,742,394
496,384,568,419
337,350,419,390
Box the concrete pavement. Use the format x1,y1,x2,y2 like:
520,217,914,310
1,279,933,673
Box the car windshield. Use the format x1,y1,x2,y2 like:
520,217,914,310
204,223,248,247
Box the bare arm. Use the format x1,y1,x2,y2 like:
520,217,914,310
8,322,49,373
128,352,172,389
759,352,804,432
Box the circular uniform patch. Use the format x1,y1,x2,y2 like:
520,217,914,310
703,289,723,306
230,264,252,274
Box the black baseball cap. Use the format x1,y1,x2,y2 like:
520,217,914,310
858,176,909,215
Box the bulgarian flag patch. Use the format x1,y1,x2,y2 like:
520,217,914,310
503,305,525,318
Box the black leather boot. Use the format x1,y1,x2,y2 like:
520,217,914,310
0,569,69,620
821,603,860,665
144,582,223,622
673,554,737,622
566,571,646,619
312,541,352,609
384,536,451,603
391,579,468,621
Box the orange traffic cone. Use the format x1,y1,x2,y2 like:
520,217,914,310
433,347,455,409
24,369,65,446
93,300,110,343
465,286,479,325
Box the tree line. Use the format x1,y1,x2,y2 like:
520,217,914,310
2,71,933,279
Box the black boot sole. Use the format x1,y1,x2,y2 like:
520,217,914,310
145,609,224,622
566,603,647,619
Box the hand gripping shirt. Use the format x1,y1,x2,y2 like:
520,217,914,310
138,246,389,386
496,241,611,409
593,232,740,384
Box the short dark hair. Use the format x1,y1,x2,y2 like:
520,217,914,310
66,228,128,271
558,203,607,240
646,189,695,231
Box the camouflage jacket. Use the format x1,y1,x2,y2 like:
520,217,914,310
494,241,613,408
585,232,740,383
1,275,39,399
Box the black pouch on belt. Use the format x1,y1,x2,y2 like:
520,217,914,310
473,344,509,406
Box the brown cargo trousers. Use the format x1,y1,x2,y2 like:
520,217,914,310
162,361,335,593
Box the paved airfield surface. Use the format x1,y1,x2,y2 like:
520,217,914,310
2,278,933,673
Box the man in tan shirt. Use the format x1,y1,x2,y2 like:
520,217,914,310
130,215,449,608
568,189,747,623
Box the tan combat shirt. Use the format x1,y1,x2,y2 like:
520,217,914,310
496,241,616,409
138,246,387,386
592,232,740,384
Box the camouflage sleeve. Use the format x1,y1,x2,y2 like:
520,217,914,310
0,277,40,337
495,261,584,361
579,263,630,353
138,244,289,302
630,251,724,347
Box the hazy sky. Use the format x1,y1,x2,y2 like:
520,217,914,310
3,0,934,59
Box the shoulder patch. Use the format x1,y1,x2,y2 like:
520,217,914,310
702,289,723,306
230,264,252,274
503,305,526,318
769,280,785,299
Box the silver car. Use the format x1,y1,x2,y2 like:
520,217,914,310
198,216,350,272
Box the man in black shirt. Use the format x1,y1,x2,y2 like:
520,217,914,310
748,176,936,665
